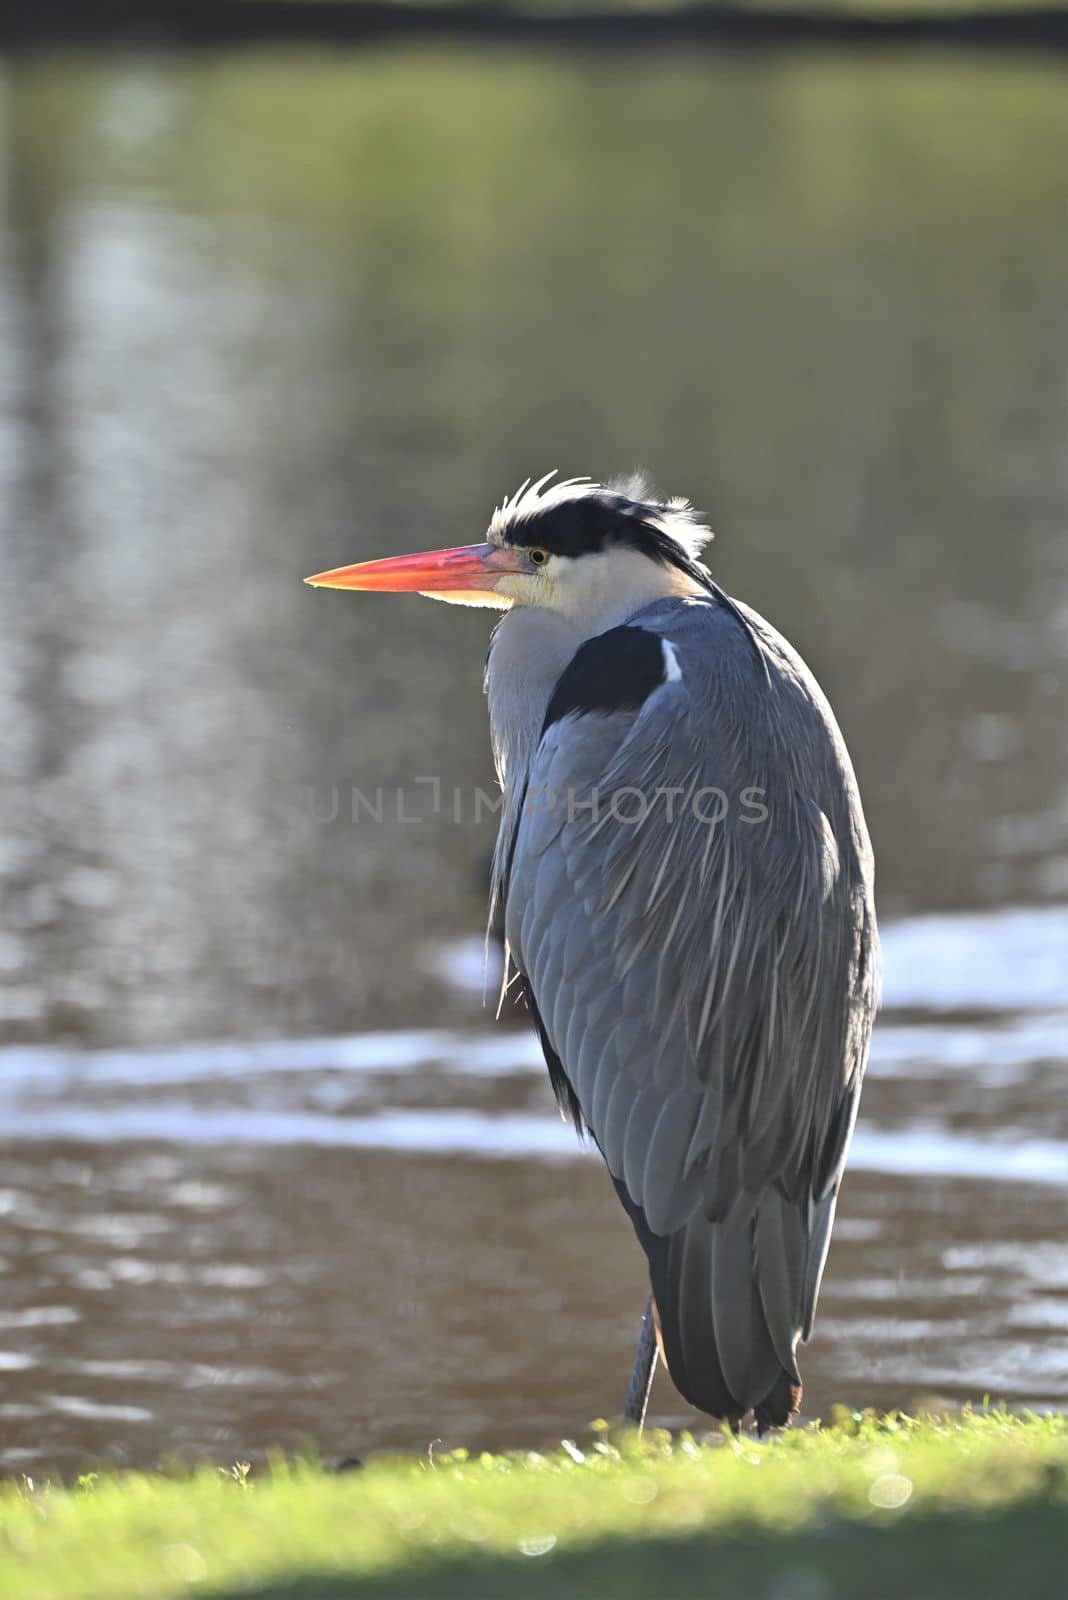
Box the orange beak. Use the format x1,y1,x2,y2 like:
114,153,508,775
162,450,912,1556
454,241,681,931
304,541,524,600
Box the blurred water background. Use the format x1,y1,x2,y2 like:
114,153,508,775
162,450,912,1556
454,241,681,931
0,33,1066,1474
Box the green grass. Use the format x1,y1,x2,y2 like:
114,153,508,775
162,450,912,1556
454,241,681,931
2,1411,1066,1600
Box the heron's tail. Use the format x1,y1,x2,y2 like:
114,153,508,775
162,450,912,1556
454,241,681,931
620,1182,808,1425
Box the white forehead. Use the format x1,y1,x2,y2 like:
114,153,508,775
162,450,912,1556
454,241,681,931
487,470,712,560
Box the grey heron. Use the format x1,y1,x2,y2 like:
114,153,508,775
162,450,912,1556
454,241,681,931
306,474,878,1433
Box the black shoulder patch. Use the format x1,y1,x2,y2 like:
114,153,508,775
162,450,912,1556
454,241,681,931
543,626,667,735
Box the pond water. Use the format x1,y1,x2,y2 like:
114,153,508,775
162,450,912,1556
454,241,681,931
1,904,1066,1472
0,43,1065,1474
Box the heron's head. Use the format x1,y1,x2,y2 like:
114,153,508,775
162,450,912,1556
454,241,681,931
305,474,713,622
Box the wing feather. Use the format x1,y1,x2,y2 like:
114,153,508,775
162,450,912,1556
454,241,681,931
640,1090,704,1235
712,1202,782,1403
602,1069,635,1176
755,1189,806,1376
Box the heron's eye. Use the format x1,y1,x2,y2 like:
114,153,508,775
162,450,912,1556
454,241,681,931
529,548,549,567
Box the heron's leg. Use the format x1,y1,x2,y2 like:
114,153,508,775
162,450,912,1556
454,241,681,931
622,1293,658,1430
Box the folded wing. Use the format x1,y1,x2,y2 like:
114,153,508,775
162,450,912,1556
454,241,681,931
504,598,878,1421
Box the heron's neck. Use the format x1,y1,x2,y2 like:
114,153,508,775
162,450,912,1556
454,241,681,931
485,607,583,796
483,607,582,938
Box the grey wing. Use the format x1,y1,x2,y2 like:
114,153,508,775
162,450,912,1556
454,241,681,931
505,603,878,1420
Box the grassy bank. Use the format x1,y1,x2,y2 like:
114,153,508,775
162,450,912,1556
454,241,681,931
2,1411,1065,1600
